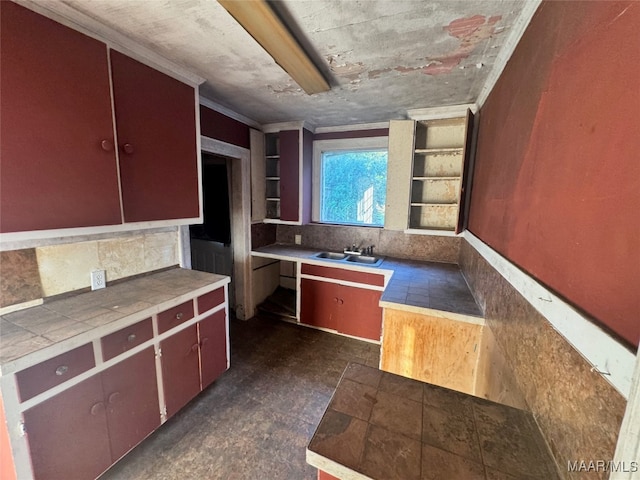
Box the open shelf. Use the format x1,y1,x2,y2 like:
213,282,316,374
408,117,467,231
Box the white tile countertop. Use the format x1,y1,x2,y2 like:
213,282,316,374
0,268,229,374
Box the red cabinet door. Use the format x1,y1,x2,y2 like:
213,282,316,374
337,285,383,341
279,129,300,222
161,325,200,418
101,347,160,461
300,278,339,330
110,50,199,223
0,2,121,233
23,376,112,480
198,310,228,389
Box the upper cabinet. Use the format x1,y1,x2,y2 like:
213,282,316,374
110,51,199,223
0,2,201,235
259,125,313,225
385,110,474,234
0,1,121,232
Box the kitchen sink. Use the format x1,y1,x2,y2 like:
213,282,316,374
311,251,383,267
345,255,384,267
313,252,348,260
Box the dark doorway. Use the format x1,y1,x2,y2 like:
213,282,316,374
190,153,234,306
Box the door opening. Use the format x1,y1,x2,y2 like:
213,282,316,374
190,153,234,309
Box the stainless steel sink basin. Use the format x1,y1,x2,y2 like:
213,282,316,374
313,252,348,260
345,255,383,267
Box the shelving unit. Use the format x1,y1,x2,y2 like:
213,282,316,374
265,133,281,220
408,117,467,231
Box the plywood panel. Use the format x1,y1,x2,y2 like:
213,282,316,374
474,325,527,410
380,308,481,395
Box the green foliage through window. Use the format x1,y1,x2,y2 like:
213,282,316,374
320,150,387,226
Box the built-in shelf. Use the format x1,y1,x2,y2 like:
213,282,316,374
265,133,281,220
408,117,468,231
414,147,463,154
412,176,460,181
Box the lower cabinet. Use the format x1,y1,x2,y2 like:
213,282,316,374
23,348,159,480
161,310,227,418
300,278,383,341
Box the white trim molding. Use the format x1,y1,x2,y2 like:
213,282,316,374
200,136,253,320
476,0,542,108
199,96,261,130
315,122,390,134
464,231,636,398
612,351,640,479
407,104,478,121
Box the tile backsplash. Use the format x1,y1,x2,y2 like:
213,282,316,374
276,224,460,263
1,229,179,309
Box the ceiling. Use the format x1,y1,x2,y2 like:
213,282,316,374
39,0,530,127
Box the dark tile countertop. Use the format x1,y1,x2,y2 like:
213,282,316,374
0,268,229,370
252,244,483,320
307,363,559,480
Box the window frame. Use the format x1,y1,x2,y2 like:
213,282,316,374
312,136,389,226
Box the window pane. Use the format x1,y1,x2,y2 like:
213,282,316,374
320,150,387,226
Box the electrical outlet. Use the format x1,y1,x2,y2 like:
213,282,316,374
294,234,302,245
91,269,106,290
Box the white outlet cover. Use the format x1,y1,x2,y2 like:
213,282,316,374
91,269,106,290
294,234,302,245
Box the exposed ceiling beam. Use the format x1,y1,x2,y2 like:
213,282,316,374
217,0,330,95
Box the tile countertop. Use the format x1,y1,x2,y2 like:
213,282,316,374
0,268,229,372
307,363,560,480
252,244,483,321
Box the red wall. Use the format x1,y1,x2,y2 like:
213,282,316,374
199,105,250,149
469,1,640,347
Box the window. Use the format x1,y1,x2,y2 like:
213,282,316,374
313,137,388,227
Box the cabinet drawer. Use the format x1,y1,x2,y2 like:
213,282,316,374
16,343,95,402
301,263,385,287
157,301,194,334
101,318,153,361
197,287,224,315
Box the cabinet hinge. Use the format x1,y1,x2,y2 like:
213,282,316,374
156,348,162,358
19,421,26,436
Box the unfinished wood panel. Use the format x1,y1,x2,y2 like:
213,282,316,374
384,120,414,230
474,325,527,410
380,308,481,395
250,129,266,222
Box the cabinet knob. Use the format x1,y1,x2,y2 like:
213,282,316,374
334,297,339,303
200,337,209,347
175,312,184,321
108,392,121,405
190,343,199,354
127,333,137,342
338,299,344,305
122,143,134,154
55,365,69,376
90,402,105,416
101,139,114,152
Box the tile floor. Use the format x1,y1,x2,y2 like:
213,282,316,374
100,315,380,480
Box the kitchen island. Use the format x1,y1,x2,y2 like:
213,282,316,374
307,363,559,480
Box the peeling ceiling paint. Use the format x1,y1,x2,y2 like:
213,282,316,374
44,0,528,127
